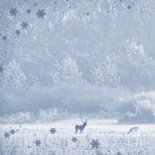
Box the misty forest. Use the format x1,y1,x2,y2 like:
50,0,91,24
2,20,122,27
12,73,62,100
1,0,155,123
2,0,155,155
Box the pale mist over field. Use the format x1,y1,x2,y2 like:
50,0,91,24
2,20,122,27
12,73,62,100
0,0,155,123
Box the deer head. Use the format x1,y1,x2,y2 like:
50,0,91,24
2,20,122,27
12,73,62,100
81,118,87,126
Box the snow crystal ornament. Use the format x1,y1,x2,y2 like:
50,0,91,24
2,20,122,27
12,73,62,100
35,140,41,146
4,132,10,138
71,137,78,143
10,8,18,16
9,129,16,135
2,36,7,42
34,3,37,6
86,12,90,16
26,9,31,14
36,9,46,19
15,30,20,37
0,65,3,73
117,152,123,155
20,22,29,29
90,139,100,149
50,128,56,134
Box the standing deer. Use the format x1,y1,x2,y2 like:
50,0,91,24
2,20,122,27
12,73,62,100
75,118,87,133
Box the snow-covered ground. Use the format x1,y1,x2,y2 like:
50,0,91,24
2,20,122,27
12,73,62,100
0,119,155,155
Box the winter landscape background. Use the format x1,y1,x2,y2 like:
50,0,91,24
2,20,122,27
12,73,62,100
1,0,155,155
1,0,155,123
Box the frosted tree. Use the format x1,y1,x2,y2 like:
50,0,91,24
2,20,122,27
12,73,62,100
51,56,85,85
3,59,26,90
125,41,147,65
121,40,155,89
93,57,120,87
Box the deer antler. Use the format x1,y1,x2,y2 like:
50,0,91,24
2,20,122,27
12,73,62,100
81,117,84,123
81,117,87,123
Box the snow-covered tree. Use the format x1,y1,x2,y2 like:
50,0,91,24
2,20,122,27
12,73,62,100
119,92,155,123
125,41,147,65
1,0,155,118
51,56,85,85
3,59,26,90
93,57,120,87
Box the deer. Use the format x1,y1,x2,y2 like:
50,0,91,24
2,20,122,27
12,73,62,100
75,118,87,133
127,127,139,134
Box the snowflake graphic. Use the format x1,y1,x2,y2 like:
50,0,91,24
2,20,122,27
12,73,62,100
50,128,56,134
21,22,29,29
0,65,3,73
36,9,46,19
2,36,7,41
117,152,123,155
27,9,31,14
4,132,10,138
90,139,100,149
71,137,78,143
35,140,41,146
86,12,90,16
10,8,18,16
10,129,16,135
15,30,20,36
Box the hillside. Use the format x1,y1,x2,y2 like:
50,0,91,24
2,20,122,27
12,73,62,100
0,0,155,122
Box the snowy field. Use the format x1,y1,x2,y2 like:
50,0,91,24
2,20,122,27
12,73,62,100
0,119,155,155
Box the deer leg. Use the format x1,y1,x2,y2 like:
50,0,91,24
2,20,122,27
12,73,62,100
75,129,77,134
